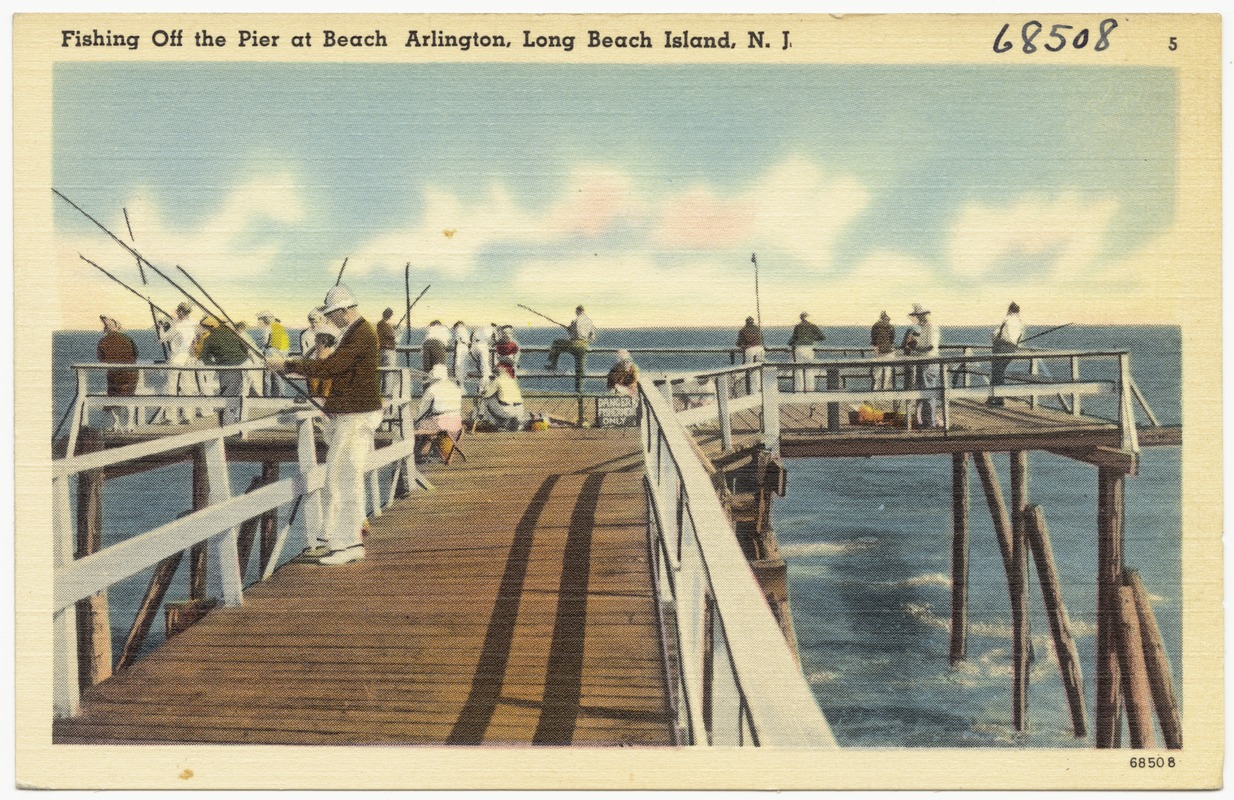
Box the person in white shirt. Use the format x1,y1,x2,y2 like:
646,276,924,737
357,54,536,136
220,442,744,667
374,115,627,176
157,302,205,424
908,303,942,428
545,306,596,374
470,321,496,383
479,359,527,431
989,302,1025,406
451,320,471,386
416,363,464,457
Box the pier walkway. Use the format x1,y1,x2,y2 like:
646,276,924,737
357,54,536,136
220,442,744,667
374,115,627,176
54,429,674,746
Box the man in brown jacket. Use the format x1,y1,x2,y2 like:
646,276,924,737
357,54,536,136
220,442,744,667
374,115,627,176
97,315,139,432
272,284,381,565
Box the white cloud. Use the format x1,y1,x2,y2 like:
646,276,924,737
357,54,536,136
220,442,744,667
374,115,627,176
57,175,310,327
947,193,1119,281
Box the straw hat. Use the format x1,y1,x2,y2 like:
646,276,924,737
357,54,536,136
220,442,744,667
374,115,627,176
909,303,930,318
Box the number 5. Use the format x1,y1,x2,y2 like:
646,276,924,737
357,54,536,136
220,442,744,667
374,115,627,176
1046,24,1072,52
1169,36,1178,50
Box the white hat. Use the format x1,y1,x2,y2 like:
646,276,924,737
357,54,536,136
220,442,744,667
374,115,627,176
307,308,324,322
428,363,449,382
256,310,278,322
909,303,931,317
616,349,631,360
322,285,358,315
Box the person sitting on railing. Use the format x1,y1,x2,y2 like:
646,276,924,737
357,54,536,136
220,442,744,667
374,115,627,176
157,301,205,424
198,316,249,424
988,301,1025,407
907,304,942,429
606,349,639,397
416,363,464,457
546,306,595,374
788,311,825,392
736,316,765,396
478,358,527,431
870,310,896,392
97,315,139,433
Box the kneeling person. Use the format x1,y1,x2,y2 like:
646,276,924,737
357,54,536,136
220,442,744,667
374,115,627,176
480,359,527,431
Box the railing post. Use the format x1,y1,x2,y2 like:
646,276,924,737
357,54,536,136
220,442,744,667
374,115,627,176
1029,357,1039,410
66,368,90,457
660,379,674,406
297,416,326,550
715,374,732,453
1070,356,1081,417
52,474,81,718
204,437,243,607
826,365,840,432
963,347,973,388
940,362,950,432
1118,353,1139,453
761,365,780,454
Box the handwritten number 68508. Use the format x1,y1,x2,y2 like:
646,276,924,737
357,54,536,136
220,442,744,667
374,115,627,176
993,19,1117,54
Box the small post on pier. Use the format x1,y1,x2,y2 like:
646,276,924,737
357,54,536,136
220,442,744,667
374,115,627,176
1095,465,1125,748
761,365,781,454
715,373,732,453
826,366,840,432
1124,569,1182,749
949,452,969,664
190,448,210,602
1009,451,1029,732
52,475,80,718
75,468,112,687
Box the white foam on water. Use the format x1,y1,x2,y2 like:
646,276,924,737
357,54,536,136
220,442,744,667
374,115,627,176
892,572,952,589
806,669,840,686
780,537,878,558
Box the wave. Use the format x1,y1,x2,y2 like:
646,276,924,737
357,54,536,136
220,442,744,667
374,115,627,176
891,572,952,589
780,537,878,558
902,601,1095,640
806,669,840,686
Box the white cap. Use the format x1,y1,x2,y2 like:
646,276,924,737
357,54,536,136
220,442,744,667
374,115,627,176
307,308,324,322
256,310,277,322
428,363,449,382
322,285,358,315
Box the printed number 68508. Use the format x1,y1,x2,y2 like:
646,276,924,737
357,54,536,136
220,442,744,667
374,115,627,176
1129,757,1175,768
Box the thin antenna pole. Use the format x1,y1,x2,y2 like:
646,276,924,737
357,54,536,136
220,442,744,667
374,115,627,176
751,252,762,327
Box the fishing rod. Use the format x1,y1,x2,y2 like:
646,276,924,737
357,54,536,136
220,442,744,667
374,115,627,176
335,256,349,287
79,254,174,318
55,189,324,413
395,283,431,329
124,207,170,362
403,262,412,368
516,303,569,330
1020,322,1074,345
751,252,762,328
175,265,327,413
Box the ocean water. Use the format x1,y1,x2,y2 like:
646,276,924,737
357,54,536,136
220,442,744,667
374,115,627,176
52,324,1180,746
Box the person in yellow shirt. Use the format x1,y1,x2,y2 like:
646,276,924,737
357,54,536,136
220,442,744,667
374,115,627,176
256,310,289,397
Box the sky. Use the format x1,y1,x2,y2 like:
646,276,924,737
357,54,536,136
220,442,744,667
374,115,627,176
52,62,1179,329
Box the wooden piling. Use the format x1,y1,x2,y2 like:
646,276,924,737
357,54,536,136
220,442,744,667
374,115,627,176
1125,569,1182,748
189,447,209,601
1116,585,1157,749
74,468,112,687
116,552,182,670
1009,451,1029,732
949,452,969,664
1024,504,1088,737
1095,466,1125,748
972,453,1013,578
258,461,279,573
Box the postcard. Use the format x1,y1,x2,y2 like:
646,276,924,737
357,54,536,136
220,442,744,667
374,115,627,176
14,11,1221,790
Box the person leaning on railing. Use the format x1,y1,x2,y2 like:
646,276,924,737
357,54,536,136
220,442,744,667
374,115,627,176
197,316,249,424
870,310,896,392
97,315,139,433
788,311,825,393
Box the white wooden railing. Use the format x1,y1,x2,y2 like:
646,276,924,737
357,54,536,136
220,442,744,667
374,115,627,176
52,395,429,718
639,381,836,747
656,348,1157,455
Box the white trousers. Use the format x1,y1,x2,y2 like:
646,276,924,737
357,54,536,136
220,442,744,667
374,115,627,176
792,345,816,392
470,344,492,381
452,344,468,384
872,351,896,392
166,353,201,422
320,410,382,552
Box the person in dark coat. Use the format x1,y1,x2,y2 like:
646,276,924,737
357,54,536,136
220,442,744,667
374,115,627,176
97,315,139,432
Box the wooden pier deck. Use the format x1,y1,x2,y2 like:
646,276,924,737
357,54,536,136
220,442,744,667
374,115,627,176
54,428,674,746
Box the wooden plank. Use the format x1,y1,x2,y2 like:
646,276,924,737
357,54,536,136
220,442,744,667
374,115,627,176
56,428,672,747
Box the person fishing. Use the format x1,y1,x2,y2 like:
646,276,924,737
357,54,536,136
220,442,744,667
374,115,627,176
989,301,1025,406
545,305,596,374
